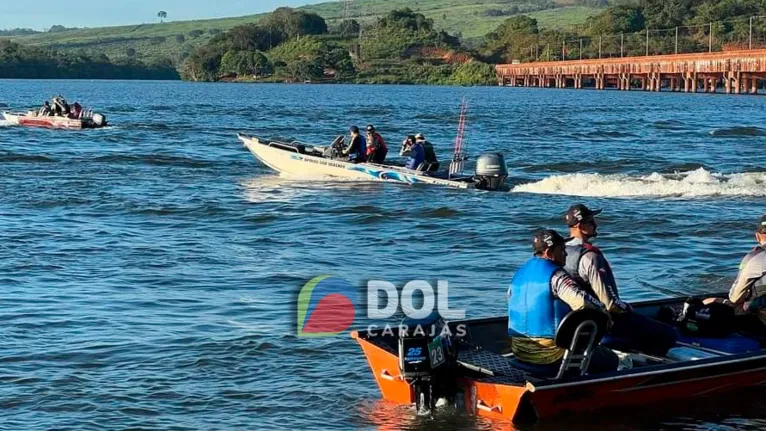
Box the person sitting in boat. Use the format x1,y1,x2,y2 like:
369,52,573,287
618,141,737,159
343,126,367,163
564,204,677,356
416,133,439,171
365,125,388,164
69,102,83,119
508,229,619,374
400,135,425,170
38,101,51,117
706,215,766,328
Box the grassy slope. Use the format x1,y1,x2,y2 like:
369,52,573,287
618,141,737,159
3,0,603,63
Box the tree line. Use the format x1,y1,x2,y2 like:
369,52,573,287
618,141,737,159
182,7,498,85
482,0,766,63
0,40,179,79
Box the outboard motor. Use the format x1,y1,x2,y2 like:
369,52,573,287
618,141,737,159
92,113,106,127
474,152,508,191
398,312,458,414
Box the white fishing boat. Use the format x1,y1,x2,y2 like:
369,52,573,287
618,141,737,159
237,134,509,191
2,111,107,130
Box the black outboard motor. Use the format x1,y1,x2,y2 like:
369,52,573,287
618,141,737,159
474,153,508,191
398,312,458,414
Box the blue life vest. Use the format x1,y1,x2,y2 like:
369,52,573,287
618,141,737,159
405,143,425,170
508,257,572,339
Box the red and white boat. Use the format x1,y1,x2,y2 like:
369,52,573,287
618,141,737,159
2,111,107,130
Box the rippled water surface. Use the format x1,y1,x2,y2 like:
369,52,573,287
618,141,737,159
2,80,766,430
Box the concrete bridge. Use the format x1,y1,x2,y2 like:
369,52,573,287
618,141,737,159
495,50,766,94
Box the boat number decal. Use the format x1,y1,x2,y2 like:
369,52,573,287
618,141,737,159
428,336,445,368
407,347,423,357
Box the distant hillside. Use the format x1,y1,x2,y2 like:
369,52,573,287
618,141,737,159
1,0,604,65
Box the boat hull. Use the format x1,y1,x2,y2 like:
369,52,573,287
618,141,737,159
2,112,103,130
352,296,766,423
238,134,474,189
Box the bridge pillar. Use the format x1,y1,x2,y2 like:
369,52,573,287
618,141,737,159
751,77,759,94
725,76,732,94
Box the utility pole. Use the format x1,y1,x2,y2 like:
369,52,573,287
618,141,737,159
675,27,679,54
709,22,713,53
750,16,754,50
646,29,649,56
562,40,566,61
621,32,625,58
599,35,602,59
580,38,583,60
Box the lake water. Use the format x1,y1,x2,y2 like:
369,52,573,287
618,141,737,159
1,80,766,430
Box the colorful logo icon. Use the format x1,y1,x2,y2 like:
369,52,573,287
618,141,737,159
297,276,357,337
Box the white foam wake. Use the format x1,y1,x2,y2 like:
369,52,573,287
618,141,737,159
0,120,9,127
513,168,766,198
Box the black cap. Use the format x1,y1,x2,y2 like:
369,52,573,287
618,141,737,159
565,204,603,227
350,126,359,133
366,125,375,132
758,215,766,234
533,229,570,254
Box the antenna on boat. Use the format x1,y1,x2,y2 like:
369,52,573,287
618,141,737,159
449,98,468,178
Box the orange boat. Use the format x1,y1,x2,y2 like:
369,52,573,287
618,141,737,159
351,296,766,423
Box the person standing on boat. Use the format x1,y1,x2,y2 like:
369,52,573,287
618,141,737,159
416,133,439,171
508,229,618,373
564,204,677,356
725,215,766,325
365,125,388,164
343,126,367,163
400,135,425,170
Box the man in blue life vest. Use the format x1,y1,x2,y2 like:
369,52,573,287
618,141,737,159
508,229,618,373
564,204,677,356
400,135,425,170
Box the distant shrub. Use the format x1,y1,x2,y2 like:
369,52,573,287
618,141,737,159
126,48,137,57
175,34,186,43
208,28,222,35
150,36,167,45
188,29,204,38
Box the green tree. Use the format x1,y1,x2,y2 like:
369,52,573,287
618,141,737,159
481,16,540,63
447,61,497,86
157,11,168,23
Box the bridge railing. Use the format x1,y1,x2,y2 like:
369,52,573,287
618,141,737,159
515,16,766,64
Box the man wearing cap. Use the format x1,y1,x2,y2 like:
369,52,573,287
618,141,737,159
507,229,618,373
365,125,388,164
726,215,766,326
415,133,439,171
564,204,676,356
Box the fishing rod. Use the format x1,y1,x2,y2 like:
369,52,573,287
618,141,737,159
449,98,468,179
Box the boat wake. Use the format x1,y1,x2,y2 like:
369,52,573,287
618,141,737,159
513,168,766,198
0,120,10,128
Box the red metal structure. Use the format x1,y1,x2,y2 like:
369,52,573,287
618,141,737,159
496,49,766,94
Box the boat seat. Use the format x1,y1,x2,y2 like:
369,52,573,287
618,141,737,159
554,309,609,379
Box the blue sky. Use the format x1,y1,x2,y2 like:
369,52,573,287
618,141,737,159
1,0,328,30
